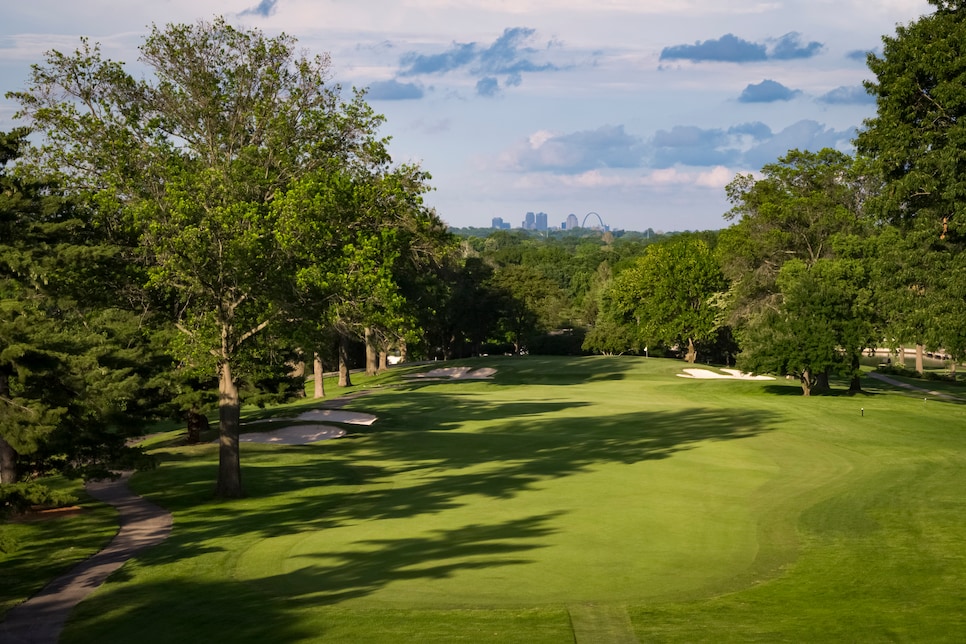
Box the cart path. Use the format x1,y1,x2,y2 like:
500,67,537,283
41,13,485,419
0,473,172,644
867,371,963,402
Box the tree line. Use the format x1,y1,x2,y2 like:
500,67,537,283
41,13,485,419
2,1,965,501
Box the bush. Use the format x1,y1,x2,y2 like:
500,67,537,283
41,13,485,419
875,364,916,377
0,481,77,519
923,370,957,382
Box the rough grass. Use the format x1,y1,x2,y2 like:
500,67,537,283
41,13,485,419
12,355,966,642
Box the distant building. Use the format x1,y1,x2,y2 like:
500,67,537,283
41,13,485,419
491,217,510,230
535,212,548,231
524,211,536,230
566,213,579,230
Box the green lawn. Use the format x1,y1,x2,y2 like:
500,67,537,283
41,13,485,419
9,355,966,642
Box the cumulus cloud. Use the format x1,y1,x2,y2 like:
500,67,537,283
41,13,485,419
770,32,823,60
397,26,559,93
738,79,801,103
651,120,854,169
501,125,647,173
239,0,278,17
661,32,825,63
503,118,855,180
818,85,875,105
660,33,766,63
742,120,857,168
366,79,424,101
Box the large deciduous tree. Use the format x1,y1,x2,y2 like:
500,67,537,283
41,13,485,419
719,148,871,392
607,236,725,363
855,0,966,364
11,19,389,497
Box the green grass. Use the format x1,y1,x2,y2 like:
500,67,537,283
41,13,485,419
0,476,119,615
10,356,966,642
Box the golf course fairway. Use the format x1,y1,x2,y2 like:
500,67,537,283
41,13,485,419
17,356,966,642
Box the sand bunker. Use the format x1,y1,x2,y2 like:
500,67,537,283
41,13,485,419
403,366,497,380
678,368,775,381
238,408,377,444
239,424,346,444
244,409,377,426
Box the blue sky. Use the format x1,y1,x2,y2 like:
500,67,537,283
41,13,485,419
0,0,932,232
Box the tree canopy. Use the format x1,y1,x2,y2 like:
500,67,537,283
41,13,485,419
10,19,429,497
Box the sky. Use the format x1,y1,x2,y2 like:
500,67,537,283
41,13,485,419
0,0,935,232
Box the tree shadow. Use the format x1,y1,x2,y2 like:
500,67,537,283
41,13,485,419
134,402,778,556
64,512,563,642
70,366,782,637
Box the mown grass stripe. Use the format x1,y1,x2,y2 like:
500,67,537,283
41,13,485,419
569,603,638,644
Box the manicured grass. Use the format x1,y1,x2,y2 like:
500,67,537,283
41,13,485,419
15,356,966,642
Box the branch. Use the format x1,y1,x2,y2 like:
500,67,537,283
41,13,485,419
236,319,270,347
0,395,35,415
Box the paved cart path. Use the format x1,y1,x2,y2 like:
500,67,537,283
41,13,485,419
0,473,172,644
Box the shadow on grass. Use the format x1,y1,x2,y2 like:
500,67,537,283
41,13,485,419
86,361,781,635
132,397,779,566
65,513,562,642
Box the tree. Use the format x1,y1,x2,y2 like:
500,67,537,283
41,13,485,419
0,130,150,484
489,264,567,354
719,149,871,391
739,257,876,395
855,0,966,363
11,19,388,497
607,236,725,363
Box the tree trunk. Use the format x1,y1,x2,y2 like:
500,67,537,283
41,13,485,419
338,335,353,387
685,337,697,364
399,339,408,363
0,435,18,485
364,327,378,376
313,352,325,399
848,352,862,393
915,343,924,374
379,350,389,373
815,370,831,394
0,372,17,484
800,369,813,396
186,408,209,445
897,346,905,369
215,360,243,499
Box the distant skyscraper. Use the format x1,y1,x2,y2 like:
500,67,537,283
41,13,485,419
535,212,548,231
566,213,579,230
524,211,535,230
492,217,504,229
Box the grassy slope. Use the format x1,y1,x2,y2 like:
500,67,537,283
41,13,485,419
47,356,966,642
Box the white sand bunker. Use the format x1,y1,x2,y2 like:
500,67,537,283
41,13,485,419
245,409,377,426
678,368,775,381
239,424,346,444
295,409,377,425
238,408,377,445
404,366,497,380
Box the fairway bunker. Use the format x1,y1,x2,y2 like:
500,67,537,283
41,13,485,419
238,409,377,444
403,366,497,380
678,368,775,380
